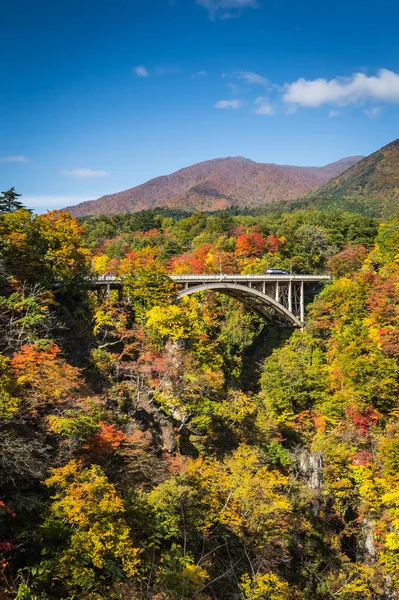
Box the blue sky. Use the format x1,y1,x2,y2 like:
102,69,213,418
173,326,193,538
1,0,399,211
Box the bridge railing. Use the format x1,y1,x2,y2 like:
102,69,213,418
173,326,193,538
169,274,331,281
91,273,331,283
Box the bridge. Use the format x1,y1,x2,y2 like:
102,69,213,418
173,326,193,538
91,273,331,328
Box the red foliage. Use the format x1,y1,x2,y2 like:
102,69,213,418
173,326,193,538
144,228,161,239
232,224,247,237
164,453,188,475
266,234,284,255
235,233,266,258
168,244,239,275
352,450,373,466
0,540,15,552
327,244,368,277
345,405,381,434
366,277,399,326
362,271,378,285
0,501,16,518
378,328,399,357
91,422,127,454
168,245,212,274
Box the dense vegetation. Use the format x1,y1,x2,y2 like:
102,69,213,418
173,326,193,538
2,192,399,599
300,139,399,219
83,208,377,275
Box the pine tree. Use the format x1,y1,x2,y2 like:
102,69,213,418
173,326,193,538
0,187,25,213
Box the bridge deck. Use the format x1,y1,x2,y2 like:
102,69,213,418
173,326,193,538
170,274,331,282
92,274,331,286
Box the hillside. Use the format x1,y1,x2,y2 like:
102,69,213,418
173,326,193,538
64,155,362,217
3,203,399,598
301,139,399,217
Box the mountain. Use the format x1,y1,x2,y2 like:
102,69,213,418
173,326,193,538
64,155,363,217
301,139,399,218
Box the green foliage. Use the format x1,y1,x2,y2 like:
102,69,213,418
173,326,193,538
303,139,399,218
0,187,25,213
260,332,328,420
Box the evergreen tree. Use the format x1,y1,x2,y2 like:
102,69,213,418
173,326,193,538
0,187,25,213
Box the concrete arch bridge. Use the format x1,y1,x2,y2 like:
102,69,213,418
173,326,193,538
92,273,331,328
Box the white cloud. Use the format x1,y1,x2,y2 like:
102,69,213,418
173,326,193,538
364,106,382,118
255,97,274,115
215,99,243,109
236,71,267,86
283,69,399,108
197,70,208,76
61,169,108,178
0,155,29,163
196,0,259,19
134,65,149,77
328,110,341,118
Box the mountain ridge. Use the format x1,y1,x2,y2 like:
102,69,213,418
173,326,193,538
64,155,363,217
300,139,399,218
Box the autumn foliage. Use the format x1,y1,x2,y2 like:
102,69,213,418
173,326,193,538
3,200,399,599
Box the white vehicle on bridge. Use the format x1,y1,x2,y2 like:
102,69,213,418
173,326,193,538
266,268,289,275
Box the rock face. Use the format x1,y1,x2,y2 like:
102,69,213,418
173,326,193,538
64,155,363,217
298,449,323,515
298,449,324,490
360,517,377,560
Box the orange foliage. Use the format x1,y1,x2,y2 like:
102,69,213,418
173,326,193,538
11,343,82,410
235,233,266,258
164,452,188,475
168,244,239,274
119,246,161,275
91,421,127,453
267,234,285,255
328,244,368,277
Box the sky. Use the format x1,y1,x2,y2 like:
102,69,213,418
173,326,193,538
1,0,399,212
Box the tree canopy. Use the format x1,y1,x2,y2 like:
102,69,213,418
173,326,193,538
1,194,399,599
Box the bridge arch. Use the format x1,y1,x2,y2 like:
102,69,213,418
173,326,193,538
176,282,302,328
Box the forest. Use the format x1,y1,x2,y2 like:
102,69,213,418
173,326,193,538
2,188,399,599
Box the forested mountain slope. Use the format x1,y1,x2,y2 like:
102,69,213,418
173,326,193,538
301,138,399,217
3,193,399,598
64,155,362,217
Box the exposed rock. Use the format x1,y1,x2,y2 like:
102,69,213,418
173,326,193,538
298,449,323,490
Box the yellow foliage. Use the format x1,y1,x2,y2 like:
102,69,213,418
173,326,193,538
186,445,292,546
240,572,291,600
324,564,376,599
216,390,257,423
0,354,19,419
146,305,191,341
92,254,111,275
45,461,140,579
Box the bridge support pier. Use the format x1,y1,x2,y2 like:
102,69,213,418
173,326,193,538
300,280,305,324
